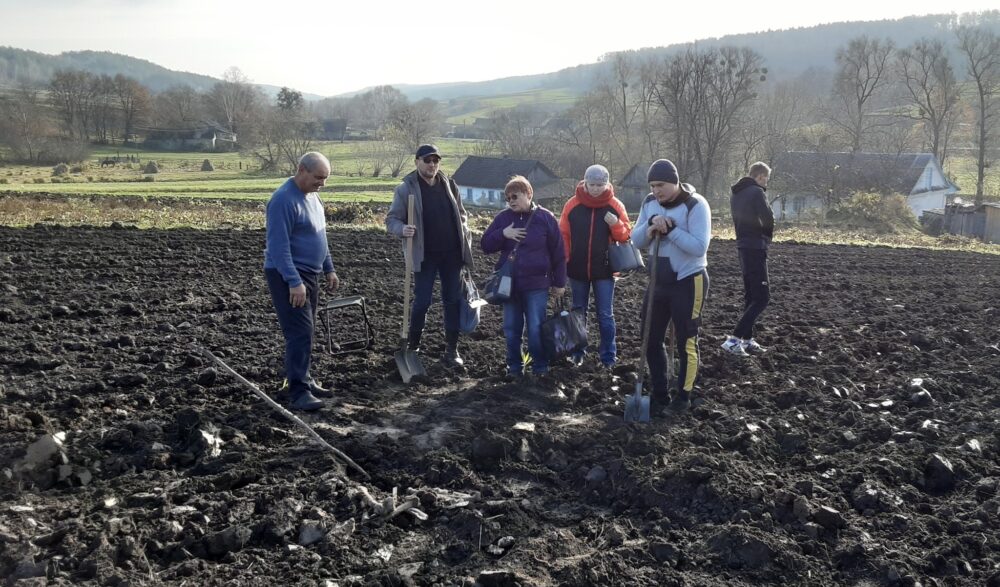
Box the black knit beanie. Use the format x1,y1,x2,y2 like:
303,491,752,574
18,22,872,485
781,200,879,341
647,159,679,184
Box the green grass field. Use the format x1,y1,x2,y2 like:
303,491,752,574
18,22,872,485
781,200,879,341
443,88,578,124
0,138,487,200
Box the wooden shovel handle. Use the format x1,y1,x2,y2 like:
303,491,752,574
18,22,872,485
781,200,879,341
401,194,415,341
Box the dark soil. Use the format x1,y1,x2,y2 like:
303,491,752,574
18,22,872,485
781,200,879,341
2,224,1000,586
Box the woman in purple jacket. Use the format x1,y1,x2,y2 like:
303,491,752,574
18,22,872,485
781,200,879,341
481,176,567,376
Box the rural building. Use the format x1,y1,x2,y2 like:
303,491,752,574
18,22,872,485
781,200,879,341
452,156,562,208
923,202,1000,244
142,127,236,151
620,163,654,212
769,152,958,221
314,118,347,141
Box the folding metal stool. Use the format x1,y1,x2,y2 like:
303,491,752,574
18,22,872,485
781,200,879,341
316,295,375,355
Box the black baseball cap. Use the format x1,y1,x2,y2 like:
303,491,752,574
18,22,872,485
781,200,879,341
415,144,441,159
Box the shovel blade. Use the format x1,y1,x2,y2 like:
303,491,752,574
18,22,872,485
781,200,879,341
394,349,425,383
624,383,651,423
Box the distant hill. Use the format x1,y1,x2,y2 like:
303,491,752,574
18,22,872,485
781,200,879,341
361,11,1000,102
0,47,321,98
2,11,998,103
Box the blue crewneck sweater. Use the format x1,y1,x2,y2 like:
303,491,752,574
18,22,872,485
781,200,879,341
263,178,334,287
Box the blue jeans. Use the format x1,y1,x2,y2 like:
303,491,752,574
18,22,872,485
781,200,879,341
411,249,463,338
569,277,617,365
503,288,549,374
265,268,319,397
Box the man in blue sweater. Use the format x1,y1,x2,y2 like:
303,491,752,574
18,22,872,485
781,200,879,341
721,162,774,357
632,159,712,414
264,152,339,411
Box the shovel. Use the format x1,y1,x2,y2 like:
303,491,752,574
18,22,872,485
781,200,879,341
625,233,660,423
395,194,425,383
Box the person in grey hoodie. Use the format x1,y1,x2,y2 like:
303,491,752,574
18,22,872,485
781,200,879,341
386,144,475,368
722,162,774,357
632,159,712,414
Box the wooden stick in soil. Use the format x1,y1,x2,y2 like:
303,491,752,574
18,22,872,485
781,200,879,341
199,347,369,480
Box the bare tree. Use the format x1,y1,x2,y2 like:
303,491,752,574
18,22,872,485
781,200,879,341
386,98,441,147
650,46,765,195
0,83,50,162
154,85,203,127
896,39,961,165
207,67,262,139
247,89,314,174
485,106,552,160
49,69,94,140
88,74,118,144
828,36,895,152
112,74,150,144
650,48,704,177
955,25,1000,204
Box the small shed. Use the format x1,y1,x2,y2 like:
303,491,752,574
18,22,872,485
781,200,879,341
984,203,1000,244
922,201,1000,244
619,163,653,212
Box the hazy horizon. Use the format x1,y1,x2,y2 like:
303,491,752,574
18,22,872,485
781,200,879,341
1,0,998,97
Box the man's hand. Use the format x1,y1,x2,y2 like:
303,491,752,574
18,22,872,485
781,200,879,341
550,286,565,298
503,222,527,242
289,284,307,308
648,215,674,237
604,211,619,226
402,224,416,238
325,272,340,293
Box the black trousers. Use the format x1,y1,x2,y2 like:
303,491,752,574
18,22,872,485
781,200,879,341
642,263,709,400
734,248,770,340
265,268,320,397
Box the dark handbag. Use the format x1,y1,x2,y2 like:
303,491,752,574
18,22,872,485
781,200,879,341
541,298,588,360
482,208,537,305
482,259,514,305
608,240,645,274
459,269,486,332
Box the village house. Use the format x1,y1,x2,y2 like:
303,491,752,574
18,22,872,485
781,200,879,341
141,126,236,151
452,156,562,208
769,152,958,221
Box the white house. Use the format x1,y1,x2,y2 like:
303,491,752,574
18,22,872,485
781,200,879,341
769,152,959,221
452,156,561,208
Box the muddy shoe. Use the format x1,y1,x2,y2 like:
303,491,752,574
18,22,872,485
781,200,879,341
568,353,584,367
668,392,691,413
307,380,334,398
742,338,767,354
290,389,324,411
649,395,669,418
441,348,465,368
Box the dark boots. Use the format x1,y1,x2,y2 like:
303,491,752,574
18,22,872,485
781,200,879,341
407,331,422,352
442,330,464,368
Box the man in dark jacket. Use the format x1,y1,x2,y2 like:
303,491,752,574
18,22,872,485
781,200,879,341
722,162,774,357
386,144,475,368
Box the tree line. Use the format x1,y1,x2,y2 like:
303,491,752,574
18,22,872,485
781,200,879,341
0,66,444,175
479,21,999,206
1,20,998,205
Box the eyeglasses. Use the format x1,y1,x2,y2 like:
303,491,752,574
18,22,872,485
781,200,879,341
505,193,522,202
421,156,441,164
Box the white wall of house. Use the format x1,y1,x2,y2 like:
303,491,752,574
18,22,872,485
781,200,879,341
907,191,947,219
458,185,505,208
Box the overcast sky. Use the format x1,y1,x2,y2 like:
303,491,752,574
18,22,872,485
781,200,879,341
1,0,997,96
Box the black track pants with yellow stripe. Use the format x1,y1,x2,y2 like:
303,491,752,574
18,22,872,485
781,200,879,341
642,268,709,401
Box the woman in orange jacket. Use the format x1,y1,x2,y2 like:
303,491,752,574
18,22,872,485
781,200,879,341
558,165,632,368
